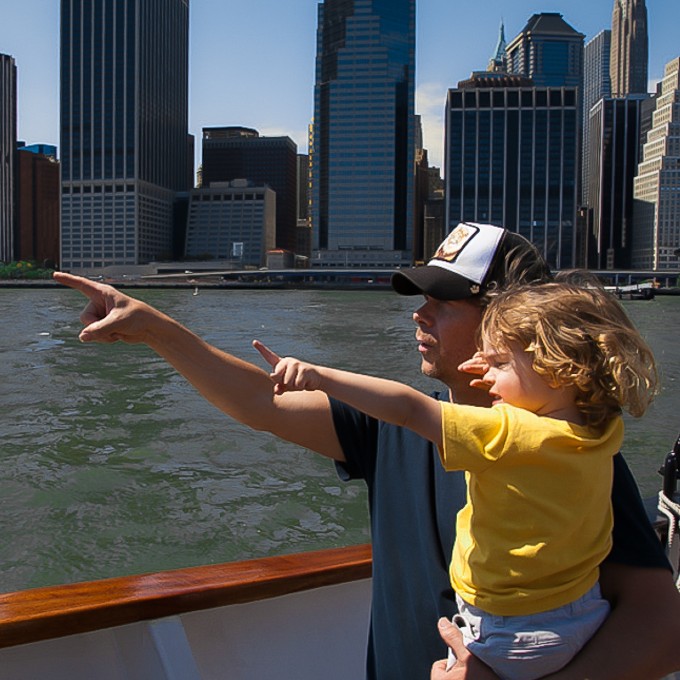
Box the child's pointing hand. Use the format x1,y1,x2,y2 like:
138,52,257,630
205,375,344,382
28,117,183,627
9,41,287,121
253,340,323,394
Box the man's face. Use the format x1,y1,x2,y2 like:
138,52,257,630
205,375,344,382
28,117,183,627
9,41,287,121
412,296,485,399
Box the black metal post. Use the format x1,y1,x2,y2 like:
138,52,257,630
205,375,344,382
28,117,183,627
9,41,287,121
660,433,680,498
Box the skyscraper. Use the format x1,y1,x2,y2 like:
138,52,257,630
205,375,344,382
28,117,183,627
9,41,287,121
632,58,680,270
505,13,584,89
505,13,585,210
610,0,648,97
311,0,415,267
445,75,579,268
0,53,17,262
60,0,189,271
582,30,612,204
586,95,649,269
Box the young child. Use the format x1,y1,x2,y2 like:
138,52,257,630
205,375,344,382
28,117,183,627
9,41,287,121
254,280,658,680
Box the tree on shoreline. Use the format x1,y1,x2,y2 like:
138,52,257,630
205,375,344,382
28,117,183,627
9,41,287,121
0,261,54,280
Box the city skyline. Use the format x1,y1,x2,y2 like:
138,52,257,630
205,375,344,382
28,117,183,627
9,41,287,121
1,0,678,172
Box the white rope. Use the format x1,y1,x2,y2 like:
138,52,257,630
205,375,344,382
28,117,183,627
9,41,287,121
658,490,680,589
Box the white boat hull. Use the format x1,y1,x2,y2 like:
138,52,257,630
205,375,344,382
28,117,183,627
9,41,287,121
0,544,372,680
0,579,371,680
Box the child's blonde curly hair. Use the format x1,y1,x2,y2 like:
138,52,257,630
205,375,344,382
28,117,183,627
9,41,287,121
480,280,658,428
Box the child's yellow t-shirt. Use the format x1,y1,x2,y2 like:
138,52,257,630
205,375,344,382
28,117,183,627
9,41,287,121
440,402,623,616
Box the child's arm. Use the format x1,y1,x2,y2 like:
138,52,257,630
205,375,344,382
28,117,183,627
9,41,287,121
253,340,443,447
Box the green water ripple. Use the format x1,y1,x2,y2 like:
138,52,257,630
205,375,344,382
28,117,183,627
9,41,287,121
0,287,677,593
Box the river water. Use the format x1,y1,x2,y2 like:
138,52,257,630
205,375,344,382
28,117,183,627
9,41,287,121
1,286,679,594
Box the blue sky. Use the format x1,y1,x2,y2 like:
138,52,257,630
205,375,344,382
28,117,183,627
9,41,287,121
1,0,678,171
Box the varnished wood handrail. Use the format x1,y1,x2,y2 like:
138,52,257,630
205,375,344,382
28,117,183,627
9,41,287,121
0,543,372,650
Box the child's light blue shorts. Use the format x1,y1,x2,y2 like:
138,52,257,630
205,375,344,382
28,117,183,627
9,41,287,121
449,583,610,680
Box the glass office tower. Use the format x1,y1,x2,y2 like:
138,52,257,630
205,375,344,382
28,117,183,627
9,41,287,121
445,76,579,269
60,0,189,270
582,30,612,205
505,12,584,212
506,13,584,89
311,0,415,267
587,95,649,269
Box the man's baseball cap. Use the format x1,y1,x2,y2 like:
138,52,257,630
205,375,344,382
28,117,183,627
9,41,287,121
391,222,536,300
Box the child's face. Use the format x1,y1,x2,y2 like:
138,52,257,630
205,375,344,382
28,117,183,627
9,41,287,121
480,337,576,419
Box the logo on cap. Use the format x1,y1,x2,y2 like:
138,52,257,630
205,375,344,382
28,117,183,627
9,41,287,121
432,224,480,264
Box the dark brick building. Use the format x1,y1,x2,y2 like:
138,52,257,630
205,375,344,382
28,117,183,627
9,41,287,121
16,148,60,266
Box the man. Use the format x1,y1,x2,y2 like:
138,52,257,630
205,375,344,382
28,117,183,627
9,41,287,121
55,223,680,680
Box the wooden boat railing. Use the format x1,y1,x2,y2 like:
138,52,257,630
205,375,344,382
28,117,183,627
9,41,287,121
0,543,372,650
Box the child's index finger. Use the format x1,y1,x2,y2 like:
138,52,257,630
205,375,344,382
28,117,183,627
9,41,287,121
252,339,281,368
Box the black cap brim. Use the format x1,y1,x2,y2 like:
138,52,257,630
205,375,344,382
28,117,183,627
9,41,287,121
391,267,476,300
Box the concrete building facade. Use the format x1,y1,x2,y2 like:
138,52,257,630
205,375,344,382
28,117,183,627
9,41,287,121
184,180,275,268
610,0,649,97
632,58,680,270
